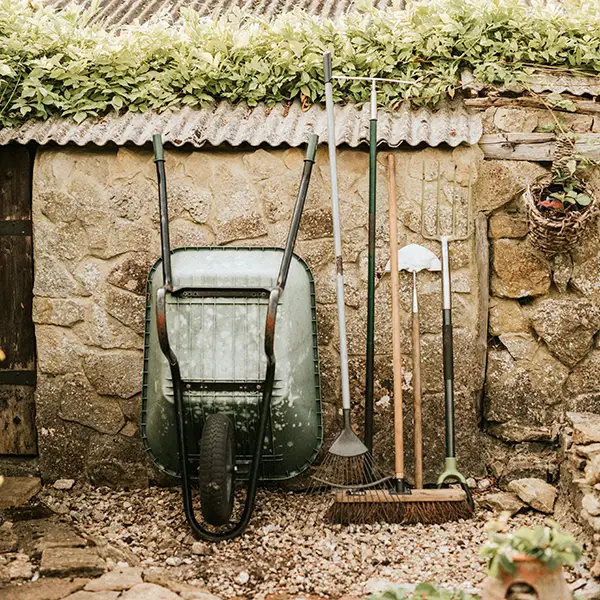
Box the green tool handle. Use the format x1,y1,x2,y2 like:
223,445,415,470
152,133,164,162
365,82,377,454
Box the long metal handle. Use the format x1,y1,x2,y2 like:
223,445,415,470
365,81,377,453
412,272,423,489
440,236,455,459
324,51,351,414
153,133,173,291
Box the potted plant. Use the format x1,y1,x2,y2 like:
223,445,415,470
524,136,598,255
368,582,479,600
479,519,581,600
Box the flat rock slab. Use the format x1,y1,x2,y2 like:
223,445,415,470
567,412,600,445
180,592,222,600
0,577,88,600
121,583,180,600
40,547,106,578
508,478,557,513
14,520,86,556
0,478,42,510
64,591,120,600
0,529,18,554
84,567,143,592
481,492,527,516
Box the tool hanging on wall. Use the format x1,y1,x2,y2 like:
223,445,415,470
421,161,474,514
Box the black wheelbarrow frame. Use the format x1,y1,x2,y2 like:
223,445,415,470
150,133,319,541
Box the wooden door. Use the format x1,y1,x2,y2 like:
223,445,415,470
0,145,36,455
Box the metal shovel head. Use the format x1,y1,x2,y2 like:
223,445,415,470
385,243,441,273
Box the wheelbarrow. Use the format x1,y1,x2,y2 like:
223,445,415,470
141,134,322,541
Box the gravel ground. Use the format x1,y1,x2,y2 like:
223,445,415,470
36,484,586,599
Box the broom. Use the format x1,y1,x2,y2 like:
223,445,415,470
330,154,472,524
310,53,391,523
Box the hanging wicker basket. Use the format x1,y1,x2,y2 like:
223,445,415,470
524,183,598,255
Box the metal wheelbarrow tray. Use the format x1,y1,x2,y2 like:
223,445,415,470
141,134,322,541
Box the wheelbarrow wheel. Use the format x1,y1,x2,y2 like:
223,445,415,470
198,413,235,526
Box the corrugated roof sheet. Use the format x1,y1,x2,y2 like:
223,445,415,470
0,100,482,148
46,0,394,25
461,68,600,97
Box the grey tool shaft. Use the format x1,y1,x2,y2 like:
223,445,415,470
324,52,351,414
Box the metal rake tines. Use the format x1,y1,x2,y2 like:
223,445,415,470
420,160,473,242
308,451,391,491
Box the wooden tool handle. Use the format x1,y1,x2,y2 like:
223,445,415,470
412,274,423,489
387,154,404,481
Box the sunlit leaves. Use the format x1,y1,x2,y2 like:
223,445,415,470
2,0,600,125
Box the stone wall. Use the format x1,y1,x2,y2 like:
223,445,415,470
30,120,600,488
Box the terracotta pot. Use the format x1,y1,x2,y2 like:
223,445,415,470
481,554,572,600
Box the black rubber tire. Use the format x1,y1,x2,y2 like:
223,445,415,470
198,413,236,526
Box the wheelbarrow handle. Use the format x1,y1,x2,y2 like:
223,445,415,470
276,133,318,291
152,133,173,290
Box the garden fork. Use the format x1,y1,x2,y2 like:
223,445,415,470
420,161,474,507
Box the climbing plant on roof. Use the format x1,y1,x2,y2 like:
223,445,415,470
2,0,600,126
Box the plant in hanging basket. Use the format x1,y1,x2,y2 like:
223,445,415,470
525,146,598,255
479,518,581,600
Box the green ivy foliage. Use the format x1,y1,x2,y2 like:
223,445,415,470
2,0,600,126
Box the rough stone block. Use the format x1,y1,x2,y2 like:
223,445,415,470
494,107,539,133
36,326,86,375
63,591,120,600
107,253,154,296
40,547,106,578
0,529,18,553
32,298,86,326
499,453,553,488
474,160,548,213
486,421,554,443
498,332,538,361
102,287,146,335
567,353,600,397
485,347,567,425
507,478,557,513
489,298,528,335
298,207,333,241
77,304,143,350
0,477,41,509
530,295,600,367
120,583,180,600
0,554,34,581
0,577,88,600
491,239,551,298
86,434,148,489
33,257,88,298
84,567,143,591
488,213,528,239
83,351,143,399
481,491,527,516
58,374,125,435
215,214,267,245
